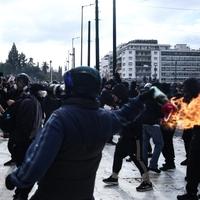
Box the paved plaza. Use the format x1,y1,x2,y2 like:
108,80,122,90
0,131,199,200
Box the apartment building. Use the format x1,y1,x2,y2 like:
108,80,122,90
100,40,170,82
100,40,200,83
160,44,200,83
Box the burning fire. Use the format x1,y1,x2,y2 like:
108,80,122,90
163,94,200,129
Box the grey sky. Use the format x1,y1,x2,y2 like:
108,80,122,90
0,0,200,69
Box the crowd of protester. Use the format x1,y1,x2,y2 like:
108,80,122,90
0,69,199,200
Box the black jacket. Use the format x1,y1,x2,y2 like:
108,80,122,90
11,92,42,144
9,97,144,200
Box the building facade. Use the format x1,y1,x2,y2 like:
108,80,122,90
100,40,200,83
160,44,200,83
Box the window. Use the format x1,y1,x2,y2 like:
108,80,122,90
123,63,126,66
154,57,158,60
128,68,132,71
154,51,158,55
129,56,133,60
129,73,132,77
129,50,132,54
128,62,133,66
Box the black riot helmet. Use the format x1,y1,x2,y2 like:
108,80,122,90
63,66,101,99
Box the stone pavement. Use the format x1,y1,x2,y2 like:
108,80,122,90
0,131,199,200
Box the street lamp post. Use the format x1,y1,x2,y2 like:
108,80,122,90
80,3,94,66
113,0,117,78
50,60,52,82
95,0,100,70
71,37,79,68
87,20,91,66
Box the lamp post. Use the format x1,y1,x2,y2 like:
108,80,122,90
87,20,91,66
50,60,52,82
95,0,100,70
80,3,94,66
71,37,79,68
113,0,117,78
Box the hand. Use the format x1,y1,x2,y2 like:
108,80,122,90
7,99,15,106
5,174,15,190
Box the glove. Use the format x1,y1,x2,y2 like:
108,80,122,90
5,174,15,190
161,101,177,120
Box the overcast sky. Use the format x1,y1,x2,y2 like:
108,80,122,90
0,0,200,70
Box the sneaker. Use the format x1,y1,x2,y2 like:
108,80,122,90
180,159,188,166
148,167,161,173
4,159,16,166
103,175,118,185
136,181,153,192
177,193,198,200
160,164,175,171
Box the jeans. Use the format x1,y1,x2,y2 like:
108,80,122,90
143,124,164,169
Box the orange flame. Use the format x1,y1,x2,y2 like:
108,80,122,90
163,94,200,129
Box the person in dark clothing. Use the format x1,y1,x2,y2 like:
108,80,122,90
99,82,116,145
0,76,8,109
99,89,114,109
29,83,47,111
159,125,176,171
42,86,62,124
179,78,200,167
5,67,153,200
132,86,167,174
159,82,181,171
6,73,43,200
129,80,139,98
177,78,200,200
121,81,129,90
111,83,129,107
0,76,17,165
103,83,153,192
142,100,165,173
177,126,200,200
